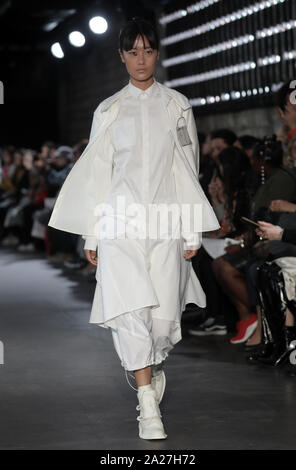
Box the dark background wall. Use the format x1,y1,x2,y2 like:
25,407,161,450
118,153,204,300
1,50,59,148
0,0,167,149
56,13,128,146
1,0,295,150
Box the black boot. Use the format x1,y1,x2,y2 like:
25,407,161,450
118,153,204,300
274,325,296,367
248,263,286,366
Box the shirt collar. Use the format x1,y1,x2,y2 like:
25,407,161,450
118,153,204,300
127,78,158,99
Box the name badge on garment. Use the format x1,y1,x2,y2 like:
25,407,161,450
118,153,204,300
176,117,192,147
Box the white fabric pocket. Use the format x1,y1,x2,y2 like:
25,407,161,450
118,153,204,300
110,116,136,151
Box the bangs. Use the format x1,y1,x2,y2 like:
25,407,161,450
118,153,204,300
119,18,159,52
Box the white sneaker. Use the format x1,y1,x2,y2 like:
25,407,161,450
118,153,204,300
136,385,167,440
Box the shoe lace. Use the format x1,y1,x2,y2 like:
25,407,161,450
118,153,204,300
136,403,162,421
137,414,162,421
124,363,160,392
125,369,138,392
135,387,162,421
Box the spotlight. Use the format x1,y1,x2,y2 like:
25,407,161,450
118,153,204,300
51,42,64,58
89,16,108,34
68,31,85,47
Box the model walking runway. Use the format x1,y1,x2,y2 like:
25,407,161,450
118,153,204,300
48,17,219,440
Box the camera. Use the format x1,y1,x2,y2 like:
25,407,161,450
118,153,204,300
256,134,281,162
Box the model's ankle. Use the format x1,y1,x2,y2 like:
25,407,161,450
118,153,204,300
138,383,152,390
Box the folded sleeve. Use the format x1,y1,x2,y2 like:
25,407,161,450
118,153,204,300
183,232,202,250
82,235,98,251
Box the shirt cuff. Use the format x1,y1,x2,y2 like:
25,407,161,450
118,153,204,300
82,236,98,251
183,232,201,250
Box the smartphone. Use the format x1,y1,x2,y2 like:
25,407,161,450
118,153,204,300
240,216,260,228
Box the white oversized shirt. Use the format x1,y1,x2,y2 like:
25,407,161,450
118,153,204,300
83,78,200,250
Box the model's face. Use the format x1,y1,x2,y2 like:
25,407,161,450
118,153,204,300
119,34,159,83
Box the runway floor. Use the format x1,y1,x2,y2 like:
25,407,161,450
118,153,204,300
0,248,296,450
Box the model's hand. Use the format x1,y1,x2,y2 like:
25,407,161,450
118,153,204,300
184,248,198,259
84,249,98,266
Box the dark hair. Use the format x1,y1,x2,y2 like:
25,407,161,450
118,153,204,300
3,145,15,157
119,17,159,52
236,135,260,151
73,141,88,157
42,140,56,150
210,129,237,146
219,146,250,193
197,132,206,146
252,135,283,167
274,78,295,111
218,146,251,217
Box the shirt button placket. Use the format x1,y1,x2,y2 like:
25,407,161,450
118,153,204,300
140,91,150,264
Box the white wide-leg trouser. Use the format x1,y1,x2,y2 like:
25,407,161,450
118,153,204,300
110,307,182,372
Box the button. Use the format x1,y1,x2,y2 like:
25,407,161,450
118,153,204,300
139,92,148,100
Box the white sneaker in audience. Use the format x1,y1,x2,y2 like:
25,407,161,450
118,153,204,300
17,243,36,252
188,317,227,336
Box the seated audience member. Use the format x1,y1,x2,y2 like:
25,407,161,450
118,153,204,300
234,135,259,160
250,136,296,219
39,141,57,163
189,146,251,336
212,136,296,344
275,78,296,160
16,150,48,251
241,218,296,365
197,132,208,177
0,148,33,245
72,140,88,163
45,145,77,262
208,146,252,228
287,124,296,172
0,145,16,193
200,128,237,199
46,145,74,190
